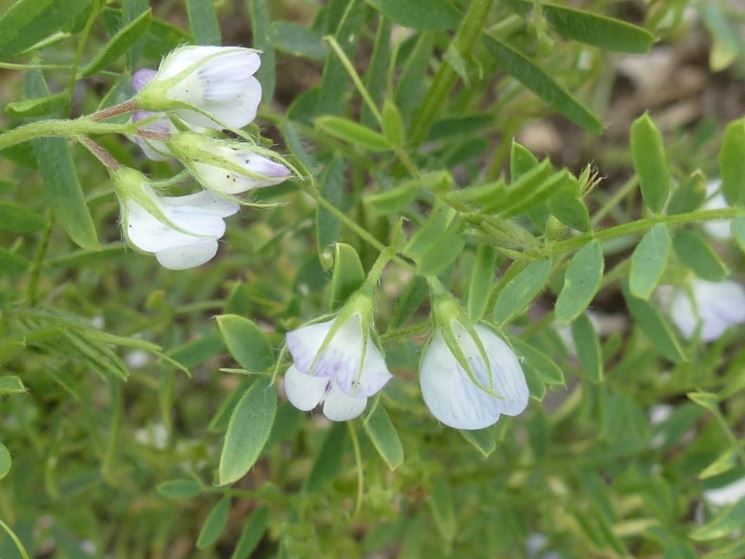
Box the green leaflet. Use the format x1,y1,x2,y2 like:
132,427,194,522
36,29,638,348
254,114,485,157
505,0,653,54
0,0,91,57
216,315,274,372
467,245,497,321
186,0,221,45
719,119,745,206
571,314,603,382
272,21,327,60
81,9,152,76
629,223,671,300
364,404,404,470
673,229,729,282
370,0,461,30
315,116,392,151
630,113,670,213
24,71,99,250
196,496,231,549
493,259,552,324
483,36,603,134
231,507,269,559
218,378,277,485
249,0,276,103
156,479,203,500
555,241,604,324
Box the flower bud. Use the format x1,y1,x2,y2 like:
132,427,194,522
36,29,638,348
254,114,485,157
168,132,292,194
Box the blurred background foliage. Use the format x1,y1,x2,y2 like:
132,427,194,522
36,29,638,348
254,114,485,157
2,0,745,557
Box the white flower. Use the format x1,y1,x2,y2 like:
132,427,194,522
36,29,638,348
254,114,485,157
136,46,262,130
168,133,292,194
284,314,393,421
668,279,745,342
118,171,239,270
702,179,731,240
419,322,529,430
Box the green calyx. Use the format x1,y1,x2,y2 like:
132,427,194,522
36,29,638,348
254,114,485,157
428,279,499,398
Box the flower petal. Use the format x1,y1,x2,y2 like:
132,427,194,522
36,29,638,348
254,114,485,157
335,339,393,398
420,331,502,430
474,324,529,416
283,365,328,412
173,75,262,130
157,46,260,80
159,190,239,217
124,187,236,253
670,279,745,342
286,319,336,375
125,198,207,252
132,68,157,91
322,383,367,421
155,239,218,270
192,149,292,194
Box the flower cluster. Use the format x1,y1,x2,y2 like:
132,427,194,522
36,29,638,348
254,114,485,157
113,46,293,269
282,281,529,428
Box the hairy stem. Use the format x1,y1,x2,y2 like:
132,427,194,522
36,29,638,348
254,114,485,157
0,118,130,151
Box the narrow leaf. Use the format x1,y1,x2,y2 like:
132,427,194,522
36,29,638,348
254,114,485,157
249,0,275,102
196,496,231,549
0,376,27,395
630,223,671,299
493,259,552,324
216,315,274,373
231,507,269,559
315,116,392,151
186,0,221,45
467,245,497,321
372,0,461,30
0,443,10,480
218,377,277,485
571,314,603,382
0,202,46,233
81,9,152,76
364,404,404,470
673,229,729,282
623,289,686,362
555,241,604,324
156,479,203,500
719,119,745,206
483,36,603,133
630,113,671,213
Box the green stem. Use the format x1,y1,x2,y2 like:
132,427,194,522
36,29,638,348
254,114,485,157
305,187,416,272
535,207,744,257
348,422,364,517
0,118,131,151
0,519,31,559
590,175,638,227
408,0,496,145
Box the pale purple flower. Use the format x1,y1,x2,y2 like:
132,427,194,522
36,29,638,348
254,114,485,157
284,315,392,421
668,279,745,341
